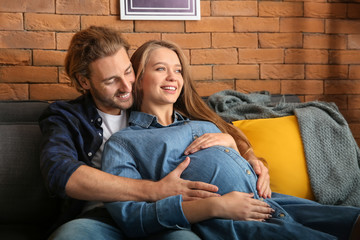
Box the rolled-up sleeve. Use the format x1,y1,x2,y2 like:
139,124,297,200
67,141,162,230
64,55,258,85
106,195,190,238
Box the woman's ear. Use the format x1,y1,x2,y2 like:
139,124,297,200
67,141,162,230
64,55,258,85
77,74,91,90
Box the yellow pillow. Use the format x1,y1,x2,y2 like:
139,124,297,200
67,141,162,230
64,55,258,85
233,116,315,200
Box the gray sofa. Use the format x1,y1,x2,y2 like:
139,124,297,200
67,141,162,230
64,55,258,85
0,95,302,239
0,101,61,240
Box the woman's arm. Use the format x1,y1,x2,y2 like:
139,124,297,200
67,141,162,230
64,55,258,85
182,192,273,223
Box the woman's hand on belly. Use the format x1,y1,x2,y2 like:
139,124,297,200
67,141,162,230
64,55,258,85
213,191,274,221
248,159,272,199
184,133,239,155
182,191,274,223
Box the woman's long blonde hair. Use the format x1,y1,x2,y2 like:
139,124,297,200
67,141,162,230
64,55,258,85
130,40,251,153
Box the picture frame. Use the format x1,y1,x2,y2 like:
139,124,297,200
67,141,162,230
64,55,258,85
120,0,201,21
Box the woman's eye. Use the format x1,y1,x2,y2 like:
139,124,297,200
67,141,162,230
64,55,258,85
176,69,182,73
156,67,165,71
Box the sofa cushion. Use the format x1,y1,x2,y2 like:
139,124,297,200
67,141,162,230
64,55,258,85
0,101,61,236
233,115,315,200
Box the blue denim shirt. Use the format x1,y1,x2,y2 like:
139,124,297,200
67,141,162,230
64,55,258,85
102,111,259,238
39,93,103,198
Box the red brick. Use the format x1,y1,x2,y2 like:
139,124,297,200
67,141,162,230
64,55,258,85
59,67,71,83
349,35,360,49
212,33,257,48
261,64,304,79
0,0,26,12
239,49,284,63
236,80,281,94
190,65,212,81
191,49,238,65
285,49,328,64
306,65,348,79
350,65,360,79
0,84,28,100
81,16,133,33
235,17,279,32
326,19,360,34
259,2,303,17
135,21,184,33
0,31,55,49
349,123,360,138
186,17,233,32
348,4,360,19
213,65,259,80
195,80,234,97
304,3,346,18
281,80,323,95
121,33,161,49
259,33,303,48
280,18,324,33
212,1,257,16
305,94,347,109
330,50,360,64
110,0,119,15
303,34,346,49
0,0,54,13
57,32,75,50
162,33,211,49
348,95,360,109
25,13,79,31
341,109,360,123
201,1,211,17
0,66,58,83
56,0,109,15
30,84,81,101
33,50,67,66
0,49,31,65
325,80,360,94
0,13,23,30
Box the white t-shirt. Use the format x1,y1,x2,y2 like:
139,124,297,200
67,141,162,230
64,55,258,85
92,109,128,169
82,109,128,213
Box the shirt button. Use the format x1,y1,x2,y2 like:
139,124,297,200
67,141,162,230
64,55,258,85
98,132,102,137
246,170,251,175
90,119,94,123
224,149,230,153
279,213,285,218
194,135,198,139
97,118,101,122
88,152,92,157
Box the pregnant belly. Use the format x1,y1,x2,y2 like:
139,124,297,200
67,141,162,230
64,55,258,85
180,146,259,196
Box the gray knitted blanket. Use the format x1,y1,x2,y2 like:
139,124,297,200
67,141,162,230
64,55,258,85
207,90,360,207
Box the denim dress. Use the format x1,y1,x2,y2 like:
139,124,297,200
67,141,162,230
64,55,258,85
102,111,360,240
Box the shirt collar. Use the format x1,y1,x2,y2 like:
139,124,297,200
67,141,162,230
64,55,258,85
129,111,187,128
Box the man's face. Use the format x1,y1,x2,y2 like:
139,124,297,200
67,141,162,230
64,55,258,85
85,48,135,115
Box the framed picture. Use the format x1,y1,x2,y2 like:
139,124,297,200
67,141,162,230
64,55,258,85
120,0,201,20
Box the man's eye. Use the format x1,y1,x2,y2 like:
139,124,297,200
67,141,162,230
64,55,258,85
125,69,133,75
105,79,115,85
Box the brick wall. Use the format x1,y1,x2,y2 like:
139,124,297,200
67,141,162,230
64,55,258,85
1,0,360,143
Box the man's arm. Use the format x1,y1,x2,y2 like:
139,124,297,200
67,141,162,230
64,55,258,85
65,159,219,202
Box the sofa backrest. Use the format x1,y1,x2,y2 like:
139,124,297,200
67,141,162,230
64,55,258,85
0,101,61,226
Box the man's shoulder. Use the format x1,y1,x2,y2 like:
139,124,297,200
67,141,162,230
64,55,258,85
40,94,96,122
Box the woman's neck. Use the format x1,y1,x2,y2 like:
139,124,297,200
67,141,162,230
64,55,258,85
141,104,174,126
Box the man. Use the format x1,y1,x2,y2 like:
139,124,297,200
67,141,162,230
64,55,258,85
40,26,271,239
39,26,219,240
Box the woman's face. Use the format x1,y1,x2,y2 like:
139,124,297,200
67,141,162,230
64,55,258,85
140,47,184,112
